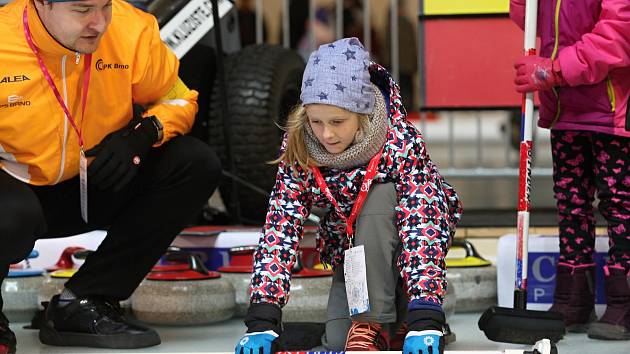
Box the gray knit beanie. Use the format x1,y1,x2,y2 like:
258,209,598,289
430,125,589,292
300,37,374,114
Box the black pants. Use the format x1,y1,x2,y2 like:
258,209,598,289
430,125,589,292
551,130,630,269
0,136,221,310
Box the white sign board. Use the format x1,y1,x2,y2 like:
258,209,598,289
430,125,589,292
497,233,610,316
160,0,233,59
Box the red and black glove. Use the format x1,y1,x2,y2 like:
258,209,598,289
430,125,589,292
85,106,159,192
514,56,566,93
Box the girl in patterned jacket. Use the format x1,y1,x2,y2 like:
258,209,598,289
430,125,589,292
510,0,630,341
234,37,461,354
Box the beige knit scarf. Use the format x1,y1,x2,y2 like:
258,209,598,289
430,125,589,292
304,84,388,170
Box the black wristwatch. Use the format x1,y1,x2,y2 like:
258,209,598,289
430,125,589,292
148,116,163,143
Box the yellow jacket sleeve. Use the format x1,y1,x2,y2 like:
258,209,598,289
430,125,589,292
131,15,198,144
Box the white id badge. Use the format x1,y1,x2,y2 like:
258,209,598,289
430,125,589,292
79,149,88,223
344,245,370,315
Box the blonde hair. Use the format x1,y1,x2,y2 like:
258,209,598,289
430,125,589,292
271,104,369,171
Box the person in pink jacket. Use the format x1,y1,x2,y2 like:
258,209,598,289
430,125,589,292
510,0,630,340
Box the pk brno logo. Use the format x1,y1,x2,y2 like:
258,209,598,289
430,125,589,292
95,59,129,71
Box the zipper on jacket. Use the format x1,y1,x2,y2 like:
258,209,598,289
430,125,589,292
549,0,563,127
75,51,80,65
606,77,616,113
53,55,70,184
550,0,562,60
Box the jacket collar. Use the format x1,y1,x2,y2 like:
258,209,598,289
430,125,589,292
369,63,405,120
25,0,78,58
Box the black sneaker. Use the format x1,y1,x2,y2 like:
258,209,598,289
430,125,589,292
0,312,16,354
39,295,160,349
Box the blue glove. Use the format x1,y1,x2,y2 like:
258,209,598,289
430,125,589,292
403,330,444,354
235,330,278,354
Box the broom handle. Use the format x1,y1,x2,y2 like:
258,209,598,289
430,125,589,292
514,0,539,310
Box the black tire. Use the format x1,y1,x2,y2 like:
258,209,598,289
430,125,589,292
147,0,189,27
180,44,217,143
208,44,305,224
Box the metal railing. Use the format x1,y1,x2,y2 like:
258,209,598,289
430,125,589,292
249,0,551,180
254,0,398,80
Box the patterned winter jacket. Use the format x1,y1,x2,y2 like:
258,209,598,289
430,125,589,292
250,65,462,309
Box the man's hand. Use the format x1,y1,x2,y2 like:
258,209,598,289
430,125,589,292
85,107,158,192
514,56,566,93
234,330,278,354
403,330,444,354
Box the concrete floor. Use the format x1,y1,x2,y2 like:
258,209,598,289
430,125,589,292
9,313,629,354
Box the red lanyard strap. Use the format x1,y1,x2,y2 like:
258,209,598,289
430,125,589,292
23,6,92,148
312,147,384,241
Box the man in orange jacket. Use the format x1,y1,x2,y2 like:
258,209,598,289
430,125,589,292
0,0,221,352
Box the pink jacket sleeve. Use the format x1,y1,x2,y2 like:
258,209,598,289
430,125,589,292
558,0,630,86
509,0,526,30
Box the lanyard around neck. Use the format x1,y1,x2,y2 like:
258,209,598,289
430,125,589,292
312,147,384,242
23,6,92,148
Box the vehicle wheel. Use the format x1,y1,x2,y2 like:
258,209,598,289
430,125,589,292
180,44,217,143
208,44,305,224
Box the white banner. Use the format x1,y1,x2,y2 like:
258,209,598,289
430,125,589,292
160,0,233,59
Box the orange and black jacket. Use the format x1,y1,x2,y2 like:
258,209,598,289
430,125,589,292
0,0,198,185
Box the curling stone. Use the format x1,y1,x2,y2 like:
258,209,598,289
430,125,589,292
131,253,235,325
443,278,457,320
39,246,86,306
45,246,85,272
446,239,497,312
216,246,257,317
153,246,194,272
2,250,44,322
219,247,332,322
40,248,81,305
283,255,332,323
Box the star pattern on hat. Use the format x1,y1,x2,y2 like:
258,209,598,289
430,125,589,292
348,37,363,47
301,38,374,114
343,49,356,60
